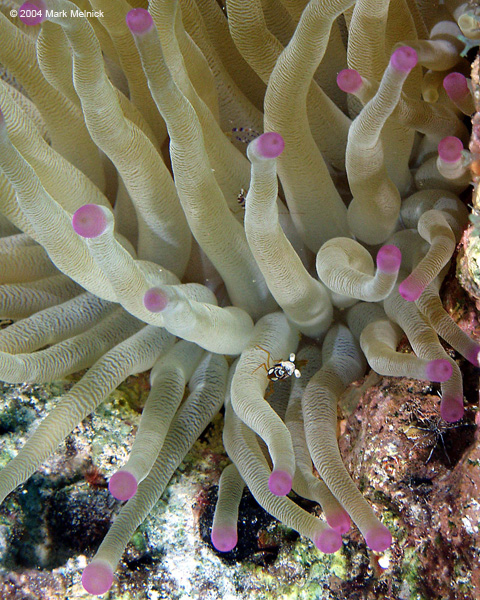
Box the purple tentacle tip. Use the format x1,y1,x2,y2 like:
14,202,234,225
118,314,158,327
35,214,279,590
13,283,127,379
268,469,292,496
425,359,453,382
126,8,154,34
82,560,114,595
314,528,342,553
72,204,108,238
365,525,392,552
440,396,464,423
398,275,423,302
376,245,402,273
466,345,480,367
255,132,285,159
143,287,169,312
438,136,463,163
326,509,351,534
109,470,138,501
211,525,238,552
336,69,362,94
443,72,469,101
18,2,46,26
390,46,418,72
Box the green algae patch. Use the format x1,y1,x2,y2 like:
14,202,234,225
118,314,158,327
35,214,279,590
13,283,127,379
401,546,425,600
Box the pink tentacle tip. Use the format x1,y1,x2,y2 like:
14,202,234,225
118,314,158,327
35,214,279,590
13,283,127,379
211,526,238,552
390,46,418,72
438,136,463,163
443,72,469,101
126,8,154,34
440,396,464,423
314,528,342,554
376,245,402,273
82,560,114,596
326,509,351,534
398,275,423,302
255,132,285,159
268,469,292,496
365,525,392,552
108,470,138,501
466,345,480,367
425,359,453,383
72,204,109,238
143,287,169,312
18,2,46,26
336,69,362,94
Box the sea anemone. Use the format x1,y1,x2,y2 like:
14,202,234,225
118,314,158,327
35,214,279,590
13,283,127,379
0,0,478,595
